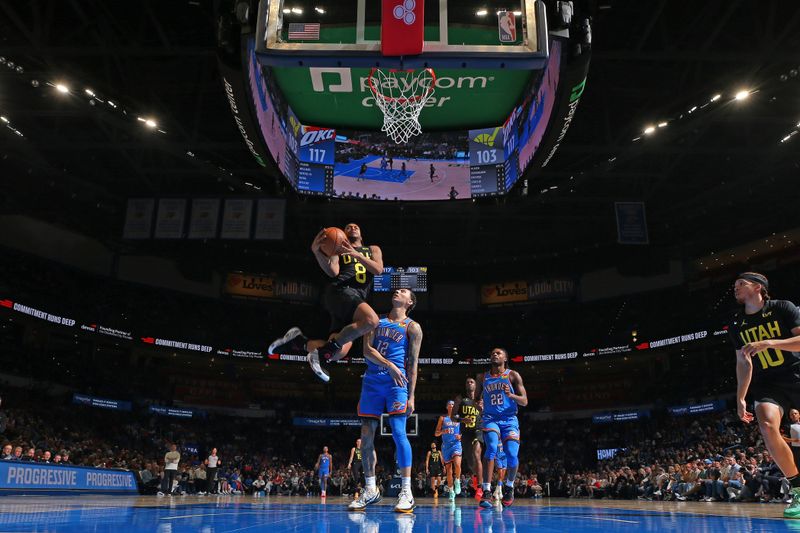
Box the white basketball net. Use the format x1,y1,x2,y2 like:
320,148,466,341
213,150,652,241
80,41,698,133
368,68,436,144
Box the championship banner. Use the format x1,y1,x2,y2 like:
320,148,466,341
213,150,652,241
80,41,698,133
0,462,138,494
153,199,187,239
615,202,649,245
188,198,221,239
220,199,253,239
122,198,155,239
253,198,286,240
480,281,529,306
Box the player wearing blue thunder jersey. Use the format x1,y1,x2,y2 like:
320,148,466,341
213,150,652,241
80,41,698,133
348,289,422,514
315,446,333,498
435,400,463,501
476,347,528,509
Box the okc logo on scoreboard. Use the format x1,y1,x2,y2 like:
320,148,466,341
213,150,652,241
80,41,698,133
393,0,416,25
299,126,336,147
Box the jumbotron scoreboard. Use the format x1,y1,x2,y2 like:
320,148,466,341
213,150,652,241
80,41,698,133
373,267,428,293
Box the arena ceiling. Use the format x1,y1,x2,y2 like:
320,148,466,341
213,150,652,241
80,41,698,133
1,0,799,275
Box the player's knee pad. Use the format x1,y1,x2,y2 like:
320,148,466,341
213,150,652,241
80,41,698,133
504,440,520,467
389,415,412,468
483,431,499,460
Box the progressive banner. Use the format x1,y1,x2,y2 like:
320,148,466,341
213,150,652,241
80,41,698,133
0,461,138,494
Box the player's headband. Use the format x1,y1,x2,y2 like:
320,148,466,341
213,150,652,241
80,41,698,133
737,273,769,290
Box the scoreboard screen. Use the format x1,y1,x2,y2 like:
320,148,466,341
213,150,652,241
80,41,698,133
373,267,428,293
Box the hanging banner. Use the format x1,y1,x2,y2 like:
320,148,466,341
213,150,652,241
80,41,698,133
72,394,132,412
616,202,649,245
188,198,221,239
481,281,529,306
220,199,253,239
154,199,187,239
122,198,155,239
254,198,286,240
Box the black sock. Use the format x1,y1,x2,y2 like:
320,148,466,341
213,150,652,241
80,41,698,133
790,475,800,488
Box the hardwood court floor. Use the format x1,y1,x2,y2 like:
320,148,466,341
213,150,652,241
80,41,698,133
0,494,797,532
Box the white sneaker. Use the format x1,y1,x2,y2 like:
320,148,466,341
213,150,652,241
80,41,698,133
348,488,382,510
493,485,502,500
307,350,330,382
156,491,165,497
454,479,461,496
394,488,416,513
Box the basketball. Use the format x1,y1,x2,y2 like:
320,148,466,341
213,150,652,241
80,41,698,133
320,227,347,256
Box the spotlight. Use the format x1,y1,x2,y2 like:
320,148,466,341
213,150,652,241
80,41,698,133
476,9,488,16
31,80,39,88
291,7,302,14
314,7,325,14
734,90,750,101
0,116,8,123
55,83,69,94
643,126,656,135
85,88,95,97
658,122,667,128
15,66,23,74
145,119,157,128
710,94,721,102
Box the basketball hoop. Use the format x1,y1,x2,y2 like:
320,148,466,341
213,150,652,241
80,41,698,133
368,67,436,144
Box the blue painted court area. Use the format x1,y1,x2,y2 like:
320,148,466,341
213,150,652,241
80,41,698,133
0,498,798,532
335,156,413,183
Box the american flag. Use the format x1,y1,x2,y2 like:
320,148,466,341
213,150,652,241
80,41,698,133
288,23,320,40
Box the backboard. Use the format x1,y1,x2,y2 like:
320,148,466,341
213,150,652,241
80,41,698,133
256,0,548,69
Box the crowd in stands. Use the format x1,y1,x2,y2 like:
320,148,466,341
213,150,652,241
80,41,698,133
2,376,797,506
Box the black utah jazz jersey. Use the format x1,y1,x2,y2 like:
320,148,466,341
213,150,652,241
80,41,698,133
333,245,374,298
728,300,800,386
459,397,482,433
354,447,362,462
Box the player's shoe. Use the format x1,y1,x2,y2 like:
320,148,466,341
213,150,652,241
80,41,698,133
307,350,330,382
785,487,800,519
454,479,462,496
448,485,456,501
474,487,484,501
268,327,308,355
501,485,514,507
394,488,416,513
348,488,382,511
479,489,494,509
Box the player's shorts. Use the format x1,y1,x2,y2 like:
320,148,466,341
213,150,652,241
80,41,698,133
751,382,800,422
482,416,521,442
319,470,330,479
495,453,507,470
351,462,363,479
462,429,484,446
429,465,443,477
324,285,367,332
357,373,408,418
442,442,462,464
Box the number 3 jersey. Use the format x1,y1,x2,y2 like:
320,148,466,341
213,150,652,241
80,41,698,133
482,369,517,421
366,316,412,379
334,245,374,299
728,299,800,386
